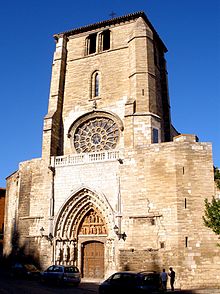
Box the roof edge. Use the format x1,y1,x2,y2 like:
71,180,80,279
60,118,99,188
54,11,167,52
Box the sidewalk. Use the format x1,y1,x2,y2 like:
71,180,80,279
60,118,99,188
159,289,219,293
80,278,101,292
80,278,220,294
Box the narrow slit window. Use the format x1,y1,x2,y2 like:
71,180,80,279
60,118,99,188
153,128,159,143
185,237,188,247
95,73,99,97
160,242,165,249
91,71,100,99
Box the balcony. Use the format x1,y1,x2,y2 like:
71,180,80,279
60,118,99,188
51,150,121,167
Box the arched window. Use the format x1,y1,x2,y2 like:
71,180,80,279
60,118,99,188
91,71,100,99
95,73,99,97
86,33,97,55
101,30,110,51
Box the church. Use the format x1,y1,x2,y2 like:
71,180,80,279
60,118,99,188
4,12,220,289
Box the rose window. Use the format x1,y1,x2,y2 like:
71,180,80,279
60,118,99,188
74,117,119,153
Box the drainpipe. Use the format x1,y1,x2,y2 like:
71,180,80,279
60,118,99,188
48,164,55,263
117,175,122,234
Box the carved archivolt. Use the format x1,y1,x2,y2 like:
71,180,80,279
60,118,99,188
53,188,115,265
54,188,114,240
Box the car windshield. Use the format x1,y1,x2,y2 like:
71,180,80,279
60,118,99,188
64,267,79,273
111,273,121,280
110,273,137,285
53,266,63,272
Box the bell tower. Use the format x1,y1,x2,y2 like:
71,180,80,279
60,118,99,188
42,11,174,163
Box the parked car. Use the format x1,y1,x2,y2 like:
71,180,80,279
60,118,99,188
11,263,41,279
99,271,161,294
41,265,81,286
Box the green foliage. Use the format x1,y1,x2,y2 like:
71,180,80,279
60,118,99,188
203,197,220,237
214,167,220,189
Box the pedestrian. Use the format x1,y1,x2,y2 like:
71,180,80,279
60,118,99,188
160,268,168,291
168,267,175,291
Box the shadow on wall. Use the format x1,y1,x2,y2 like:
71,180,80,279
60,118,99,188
1,226,41,270
120,249,161,272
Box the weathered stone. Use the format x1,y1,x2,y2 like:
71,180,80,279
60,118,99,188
3,12,220,289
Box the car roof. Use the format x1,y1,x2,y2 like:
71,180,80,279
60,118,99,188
113,271,138,274
50,265,78,268
139,271,158,274
111,271,158,275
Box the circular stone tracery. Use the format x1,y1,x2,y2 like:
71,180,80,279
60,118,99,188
74,117,119,153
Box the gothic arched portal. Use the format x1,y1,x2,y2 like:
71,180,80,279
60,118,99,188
53,188,114,268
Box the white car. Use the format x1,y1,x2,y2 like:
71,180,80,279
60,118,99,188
41,265,81,286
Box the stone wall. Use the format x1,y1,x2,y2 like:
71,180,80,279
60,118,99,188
4,158,53,267
116,136,219,288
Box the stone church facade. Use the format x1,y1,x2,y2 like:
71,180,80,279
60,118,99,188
4,12,220,289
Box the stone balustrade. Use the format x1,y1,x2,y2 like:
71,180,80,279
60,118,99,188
51,150,121,167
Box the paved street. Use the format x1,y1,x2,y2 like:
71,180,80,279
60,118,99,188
0,277,100,294
0,266,219,294
0,276,219,294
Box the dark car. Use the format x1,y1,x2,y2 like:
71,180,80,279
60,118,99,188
11,263,41,279
41,265,81,286
99,271,161,294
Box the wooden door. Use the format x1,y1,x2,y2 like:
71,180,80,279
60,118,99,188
82,241,104,278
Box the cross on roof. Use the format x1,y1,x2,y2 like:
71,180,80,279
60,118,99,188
109,11,116,19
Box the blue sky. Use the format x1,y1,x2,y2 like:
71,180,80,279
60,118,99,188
0,0,219,187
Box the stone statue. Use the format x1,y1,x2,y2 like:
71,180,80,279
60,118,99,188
69,241,75,262
63,242,69,262
56,244,61,262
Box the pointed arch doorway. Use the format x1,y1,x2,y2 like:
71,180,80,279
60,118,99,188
82,241,104,278
78,208,106,279
54,188,114,279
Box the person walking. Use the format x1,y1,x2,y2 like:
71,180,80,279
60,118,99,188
168,267,175,291
160,268,168,291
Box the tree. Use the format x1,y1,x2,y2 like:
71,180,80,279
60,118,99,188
203,197,220,239
214,166,220,189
